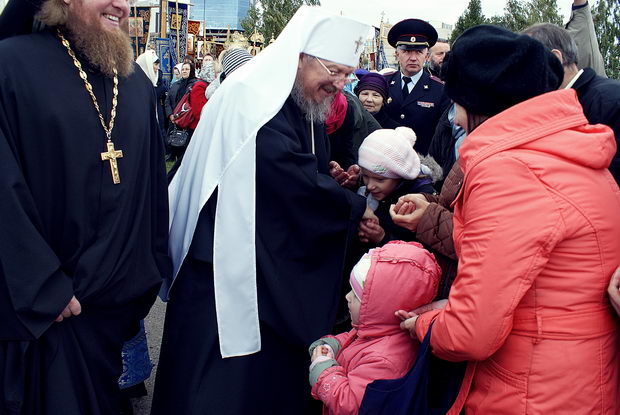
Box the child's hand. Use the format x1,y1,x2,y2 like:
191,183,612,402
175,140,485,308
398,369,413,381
311,345,334,361
358,218,385,244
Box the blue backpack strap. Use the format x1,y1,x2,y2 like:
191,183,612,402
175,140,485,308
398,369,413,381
359,322,468,415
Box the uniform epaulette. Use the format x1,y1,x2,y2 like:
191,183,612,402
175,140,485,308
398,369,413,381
429,75,444,84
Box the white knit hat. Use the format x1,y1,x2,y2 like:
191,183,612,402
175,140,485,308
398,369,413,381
349,253,372,301
358,127,421,179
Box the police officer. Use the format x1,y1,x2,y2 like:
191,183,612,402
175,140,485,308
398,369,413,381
384,18,450,155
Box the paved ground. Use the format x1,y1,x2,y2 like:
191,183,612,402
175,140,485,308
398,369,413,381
132,298,166,415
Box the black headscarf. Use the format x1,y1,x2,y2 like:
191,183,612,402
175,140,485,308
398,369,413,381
174,62,197,103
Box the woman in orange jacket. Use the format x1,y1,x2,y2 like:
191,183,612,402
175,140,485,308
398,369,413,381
396,25,620,414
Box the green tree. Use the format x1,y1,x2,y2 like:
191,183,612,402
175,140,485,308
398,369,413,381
450,0,487,43
241,0,320,42
241,1,262,38
491,0,529,31
592,0,620,79
491,0,562,32
526,0,563,26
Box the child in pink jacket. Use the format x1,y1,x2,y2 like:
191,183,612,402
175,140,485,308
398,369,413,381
309,241,441,415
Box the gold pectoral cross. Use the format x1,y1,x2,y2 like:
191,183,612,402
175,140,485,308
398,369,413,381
100,141,123,184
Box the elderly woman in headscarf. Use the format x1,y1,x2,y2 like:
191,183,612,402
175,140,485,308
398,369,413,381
136,49,167,138
171,63,183,84
165,61,198,123
354,73,400,129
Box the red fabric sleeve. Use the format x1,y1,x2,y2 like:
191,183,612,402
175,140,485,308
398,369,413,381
189,81,208,129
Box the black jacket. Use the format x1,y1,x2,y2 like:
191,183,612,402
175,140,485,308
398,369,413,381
572,67,620,185
383,71,450,155
164,77,197,118
372,106,401,130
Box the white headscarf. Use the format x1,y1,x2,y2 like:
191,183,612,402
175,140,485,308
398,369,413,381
167,6,369,358
172,63,183,83
136,49,158,86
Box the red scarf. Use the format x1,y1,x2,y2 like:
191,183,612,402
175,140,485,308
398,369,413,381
325,92,348,134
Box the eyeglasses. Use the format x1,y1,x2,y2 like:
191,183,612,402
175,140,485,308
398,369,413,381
314,57,353,84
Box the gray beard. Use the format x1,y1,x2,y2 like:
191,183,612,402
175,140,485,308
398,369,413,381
291,79,334,124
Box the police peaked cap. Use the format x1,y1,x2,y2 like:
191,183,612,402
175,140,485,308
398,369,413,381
388,19,438,50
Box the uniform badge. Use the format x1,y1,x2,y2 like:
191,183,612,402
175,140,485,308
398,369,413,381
410,36,416,42
387,97,393,104
390,80,395,85
417,101,435,108
423,84,429,90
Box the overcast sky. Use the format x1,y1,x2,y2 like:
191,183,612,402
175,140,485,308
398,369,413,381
320,0,574,28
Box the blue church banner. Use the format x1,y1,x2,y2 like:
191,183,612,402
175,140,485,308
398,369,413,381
167,2,189,68
155,37,173,87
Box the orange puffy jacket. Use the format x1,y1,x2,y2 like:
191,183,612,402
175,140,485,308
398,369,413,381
416,89,620,414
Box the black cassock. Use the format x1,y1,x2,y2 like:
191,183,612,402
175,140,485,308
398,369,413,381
152,96,366,415
0,30,170,414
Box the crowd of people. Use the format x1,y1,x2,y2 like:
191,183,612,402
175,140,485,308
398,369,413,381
0,0,619,414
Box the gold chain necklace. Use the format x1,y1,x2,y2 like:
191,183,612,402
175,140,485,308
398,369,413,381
57,29,124,184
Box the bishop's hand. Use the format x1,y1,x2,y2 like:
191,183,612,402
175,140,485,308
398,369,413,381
55,296,82,322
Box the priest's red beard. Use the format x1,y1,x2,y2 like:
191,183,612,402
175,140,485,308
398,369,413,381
38,0,134,78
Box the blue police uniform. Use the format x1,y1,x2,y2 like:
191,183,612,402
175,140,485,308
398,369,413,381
383,18,451,155
384,71,450,155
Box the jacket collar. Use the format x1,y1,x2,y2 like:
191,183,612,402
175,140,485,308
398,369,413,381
571,67,596,92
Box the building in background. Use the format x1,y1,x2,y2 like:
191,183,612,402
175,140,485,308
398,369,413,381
189,0,250,61
191,0,249,30
428,20,453,42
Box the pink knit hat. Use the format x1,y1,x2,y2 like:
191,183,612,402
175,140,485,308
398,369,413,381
357,127,421,179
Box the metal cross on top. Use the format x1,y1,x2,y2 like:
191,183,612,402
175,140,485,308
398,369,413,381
354,37,364,54
100,141,123,184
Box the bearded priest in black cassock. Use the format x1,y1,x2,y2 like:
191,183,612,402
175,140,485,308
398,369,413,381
152,7,372,415
0,0,170,413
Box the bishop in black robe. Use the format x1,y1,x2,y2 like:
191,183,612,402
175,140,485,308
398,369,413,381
0,29,170,414
151,96,367,415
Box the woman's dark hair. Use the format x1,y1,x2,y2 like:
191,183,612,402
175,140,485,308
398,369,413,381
465,112,490,134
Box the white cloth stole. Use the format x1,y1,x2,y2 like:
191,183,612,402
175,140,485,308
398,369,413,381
214,139,260,356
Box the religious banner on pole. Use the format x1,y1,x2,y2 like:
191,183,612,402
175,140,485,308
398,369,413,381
129,7,151,58
166,2,188,68
155,37,173,87
187,20,201,56
188,20,201,36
